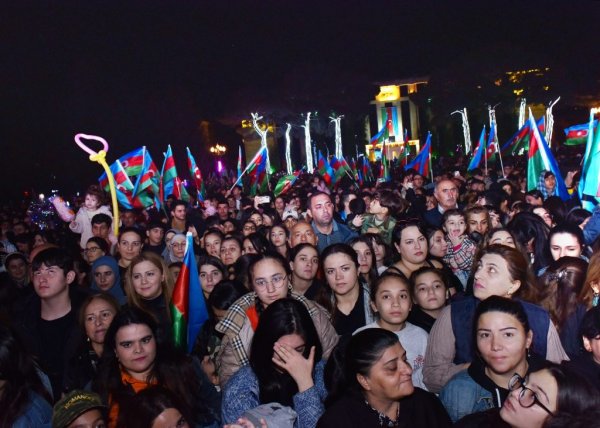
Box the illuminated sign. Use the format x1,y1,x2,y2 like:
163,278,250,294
375,85,400,102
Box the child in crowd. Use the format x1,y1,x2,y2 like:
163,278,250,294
442,209,477,288
354,273,429,390
408,267,450,333
69,185,113,249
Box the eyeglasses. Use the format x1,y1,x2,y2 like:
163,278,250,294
254,274,287,289
83,247,101,254
508,373,555,417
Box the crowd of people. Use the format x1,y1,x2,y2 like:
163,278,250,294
2,157,600,428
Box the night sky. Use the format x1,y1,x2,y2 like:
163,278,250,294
2,1,599,199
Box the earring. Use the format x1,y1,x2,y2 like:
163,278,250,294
593,292,599,307
526,347,531,358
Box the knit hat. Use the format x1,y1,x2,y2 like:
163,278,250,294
52,390,106,428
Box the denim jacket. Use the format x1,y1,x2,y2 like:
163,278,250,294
439,369,498,422
12,391,53,428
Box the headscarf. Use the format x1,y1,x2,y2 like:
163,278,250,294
537,170,557,200
90,256,126,305
164,233,186,264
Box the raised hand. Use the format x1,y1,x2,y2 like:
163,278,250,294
272,344,316,392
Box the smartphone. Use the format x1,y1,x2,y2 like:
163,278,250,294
454,171,460,177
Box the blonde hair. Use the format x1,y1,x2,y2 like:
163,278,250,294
124,252,175,315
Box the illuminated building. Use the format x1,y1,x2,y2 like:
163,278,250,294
367,78,428,159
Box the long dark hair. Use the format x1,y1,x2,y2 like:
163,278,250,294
0,324,53,425
473,244,540,303
325,328,399,407
93,307,206,426
250,298,322,407
316,244,360,315
349,235,379,287
122,385,192,428
507,212,551,274
539,257,588,333
545,364,600,414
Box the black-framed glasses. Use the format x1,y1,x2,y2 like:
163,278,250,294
508,373,555,417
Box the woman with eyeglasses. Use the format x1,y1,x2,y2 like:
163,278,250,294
164,233,187,264
90,256,126,305
455,365,600,428
440,296,548,422
215,251,338,388
64,293,120,392
84,237,110,265
124,252,175,342
222,298,327,427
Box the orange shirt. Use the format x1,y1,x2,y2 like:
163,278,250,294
108,369,158,428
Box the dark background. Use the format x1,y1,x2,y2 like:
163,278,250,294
2,0,599,199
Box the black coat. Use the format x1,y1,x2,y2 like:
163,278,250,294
12,285,89,401
317,388,452,428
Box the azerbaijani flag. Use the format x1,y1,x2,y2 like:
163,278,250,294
99,160,134,209
370,108,393,147
274,170,301,197
405,132,431,177
468,126,486,171
248,146,269,196
526,109,570,201
237,146,243,179
379,140,390,182
564,120,598,146
486,123,498,162
578,113,600,210
161,145,177,200
186,147,205,201
317,151,335,186
117,147,145,176
502,117,546,155
170,232,209,353
133,147,160,196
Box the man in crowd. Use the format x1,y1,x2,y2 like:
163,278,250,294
307,192,357,253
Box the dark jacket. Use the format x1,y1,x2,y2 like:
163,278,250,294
451,296,549,364
564,353,600,392
317,389,452,428
12,286,89,400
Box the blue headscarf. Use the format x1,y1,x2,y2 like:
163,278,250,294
90,256,127,305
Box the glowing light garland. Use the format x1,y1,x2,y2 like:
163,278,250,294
518,98,527,129
251,113,270,173
303,113,314,173
330,115,343,159
451,108,472,153
545,97,560,148
285,123,292,175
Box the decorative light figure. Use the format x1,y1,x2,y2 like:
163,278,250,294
451,108,472,153
518,98,527,129
251,113,270,172
545,97,560,148
330,115,343,159
285,123,292,174
303,112,314,173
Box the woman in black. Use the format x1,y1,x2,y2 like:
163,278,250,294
318,328,451,427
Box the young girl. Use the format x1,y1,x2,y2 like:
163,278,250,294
268,223,290,259
408,267,450,333
442,209,477,288
69,185,113,249
354,273,429,390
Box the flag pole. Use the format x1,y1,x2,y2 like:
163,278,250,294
228,147,265,193
429,153,434,183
